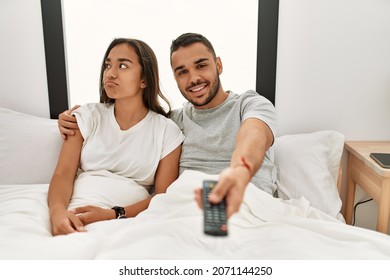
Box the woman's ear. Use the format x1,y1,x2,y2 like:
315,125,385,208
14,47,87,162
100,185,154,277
141,80,147,88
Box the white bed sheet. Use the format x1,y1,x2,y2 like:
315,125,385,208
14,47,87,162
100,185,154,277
1,170,390,260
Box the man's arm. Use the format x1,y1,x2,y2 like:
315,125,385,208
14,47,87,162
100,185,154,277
58,105,80,139
229,117,274,181
195,118,274,218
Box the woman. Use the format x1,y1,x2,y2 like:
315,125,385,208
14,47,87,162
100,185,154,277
48,38,184,236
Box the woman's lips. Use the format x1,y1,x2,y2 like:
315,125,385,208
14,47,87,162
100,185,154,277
104,81,118,86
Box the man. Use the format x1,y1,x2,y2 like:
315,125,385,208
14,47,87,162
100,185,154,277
58,33,277,219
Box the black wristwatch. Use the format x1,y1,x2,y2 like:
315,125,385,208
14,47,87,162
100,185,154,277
112,206,126,219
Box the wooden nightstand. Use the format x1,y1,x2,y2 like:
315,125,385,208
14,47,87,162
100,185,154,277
344,141,390,234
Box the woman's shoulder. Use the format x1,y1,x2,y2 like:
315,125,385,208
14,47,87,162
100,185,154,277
75,103,112,116
149,111,182,131
83,102,111,111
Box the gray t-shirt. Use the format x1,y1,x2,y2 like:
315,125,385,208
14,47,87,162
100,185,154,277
170,90,277,195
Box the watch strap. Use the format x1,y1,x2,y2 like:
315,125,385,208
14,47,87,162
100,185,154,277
111,206,126,219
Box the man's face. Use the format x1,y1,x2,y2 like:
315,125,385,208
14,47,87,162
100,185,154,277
171,43,223,109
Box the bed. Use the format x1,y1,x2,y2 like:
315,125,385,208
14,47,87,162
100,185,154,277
1,106,390,260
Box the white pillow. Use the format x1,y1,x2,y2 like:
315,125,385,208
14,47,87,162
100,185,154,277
274,130,345,219
0,107,62,184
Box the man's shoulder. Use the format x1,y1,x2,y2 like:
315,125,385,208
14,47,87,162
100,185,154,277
171,107,183,115
229,90,271,105
238,89,266,99
169,107,184,126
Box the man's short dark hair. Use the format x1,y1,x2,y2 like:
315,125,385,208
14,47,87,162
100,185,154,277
170,33,216,64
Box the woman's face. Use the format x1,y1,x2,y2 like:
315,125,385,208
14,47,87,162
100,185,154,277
103,43,145,101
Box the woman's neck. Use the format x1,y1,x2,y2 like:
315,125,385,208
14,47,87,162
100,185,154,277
113,99,148,130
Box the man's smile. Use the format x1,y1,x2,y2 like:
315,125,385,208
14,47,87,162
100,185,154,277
188,83,208,97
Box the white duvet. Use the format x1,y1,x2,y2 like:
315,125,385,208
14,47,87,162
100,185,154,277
1,170,390,260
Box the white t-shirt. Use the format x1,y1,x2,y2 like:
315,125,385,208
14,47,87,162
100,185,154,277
73,103,184,192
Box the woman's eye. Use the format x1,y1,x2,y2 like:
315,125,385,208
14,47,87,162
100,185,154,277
119,63,128,69
104,63,111,69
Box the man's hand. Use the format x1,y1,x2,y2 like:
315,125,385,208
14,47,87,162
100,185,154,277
58,105,80,139
194,166,251,219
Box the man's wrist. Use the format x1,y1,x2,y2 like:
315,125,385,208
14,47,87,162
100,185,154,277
239,157,252,176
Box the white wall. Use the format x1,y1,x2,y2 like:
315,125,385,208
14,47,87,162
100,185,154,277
0,0,49,118
276,0,390,233
1,0,389,233
276,0,390,140
62,0,258,110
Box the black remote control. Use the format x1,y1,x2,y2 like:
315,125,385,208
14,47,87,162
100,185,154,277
202,180,228,236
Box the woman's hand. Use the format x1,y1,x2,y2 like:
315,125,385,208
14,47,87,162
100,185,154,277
50,208,86,236
70,205,116,226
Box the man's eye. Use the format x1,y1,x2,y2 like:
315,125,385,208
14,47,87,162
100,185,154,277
197,64,206,69
177,70,187,76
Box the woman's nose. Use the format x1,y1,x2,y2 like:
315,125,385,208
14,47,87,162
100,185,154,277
106,68,117,79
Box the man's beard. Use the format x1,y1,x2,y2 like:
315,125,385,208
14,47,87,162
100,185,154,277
182,74,221,107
